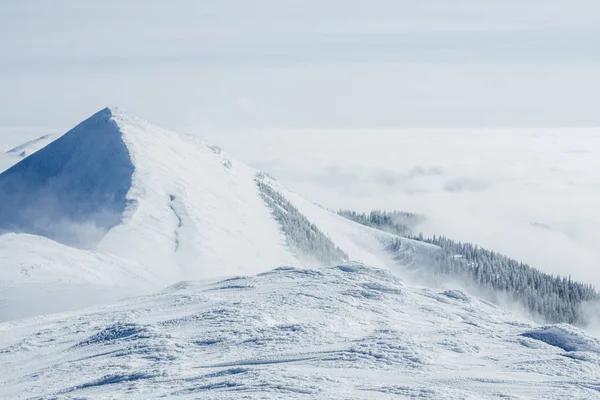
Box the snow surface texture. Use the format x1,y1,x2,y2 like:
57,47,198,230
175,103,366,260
2,264,600,399
0,107,428,320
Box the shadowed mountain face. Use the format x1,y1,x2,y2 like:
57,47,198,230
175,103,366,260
0,108,133,248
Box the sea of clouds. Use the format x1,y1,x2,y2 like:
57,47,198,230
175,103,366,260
201,127,600,287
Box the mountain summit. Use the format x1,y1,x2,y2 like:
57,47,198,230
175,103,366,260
0,107,300,273
0,108,132,248
0,108,420,319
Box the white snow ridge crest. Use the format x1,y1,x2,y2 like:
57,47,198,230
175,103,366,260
1,108,600,399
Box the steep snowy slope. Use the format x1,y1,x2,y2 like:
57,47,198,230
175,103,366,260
260,174,434,268
2,264,599,399
0,111,133,248
0,133,58,173
0,108,298,276
0,107,433,320
96,110,299,277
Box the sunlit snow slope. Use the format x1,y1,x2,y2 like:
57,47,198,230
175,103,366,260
2,264,600,399
0,107,429,320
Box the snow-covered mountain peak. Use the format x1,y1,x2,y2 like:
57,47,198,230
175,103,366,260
0,107,293,268
0,107,411,274
1,108,422,319
0,107,133,249
92,105,131,121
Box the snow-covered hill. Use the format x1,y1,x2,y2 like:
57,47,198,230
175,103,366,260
0,107,430,320
2,264,600,399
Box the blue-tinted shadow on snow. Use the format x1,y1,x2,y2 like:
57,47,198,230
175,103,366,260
0,108,134,248
521,325,600,353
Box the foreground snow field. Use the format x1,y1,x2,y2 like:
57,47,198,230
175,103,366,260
2,264,600,399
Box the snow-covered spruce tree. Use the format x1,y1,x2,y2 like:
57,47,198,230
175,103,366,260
340,210,599,325
400,235,599,325
337,210,423,237
256,177,348,266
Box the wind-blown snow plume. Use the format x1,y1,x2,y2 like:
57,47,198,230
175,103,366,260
0,108,133,248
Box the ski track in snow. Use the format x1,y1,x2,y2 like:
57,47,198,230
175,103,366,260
1,265,600,399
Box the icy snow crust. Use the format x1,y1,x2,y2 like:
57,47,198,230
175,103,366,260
2,264,600,399
522,325,600,353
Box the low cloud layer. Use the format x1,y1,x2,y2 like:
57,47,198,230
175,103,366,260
202,127,600,287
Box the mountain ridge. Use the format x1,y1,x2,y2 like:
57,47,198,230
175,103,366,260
0,107,427,320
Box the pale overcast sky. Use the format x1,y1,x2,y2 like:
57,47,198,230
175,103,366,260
1,0,599,128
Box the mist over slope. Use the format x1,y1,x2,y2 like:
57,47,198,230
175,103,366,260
0,233,158,321
202,127,600,288
0,109,132,248
339,210,600,326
